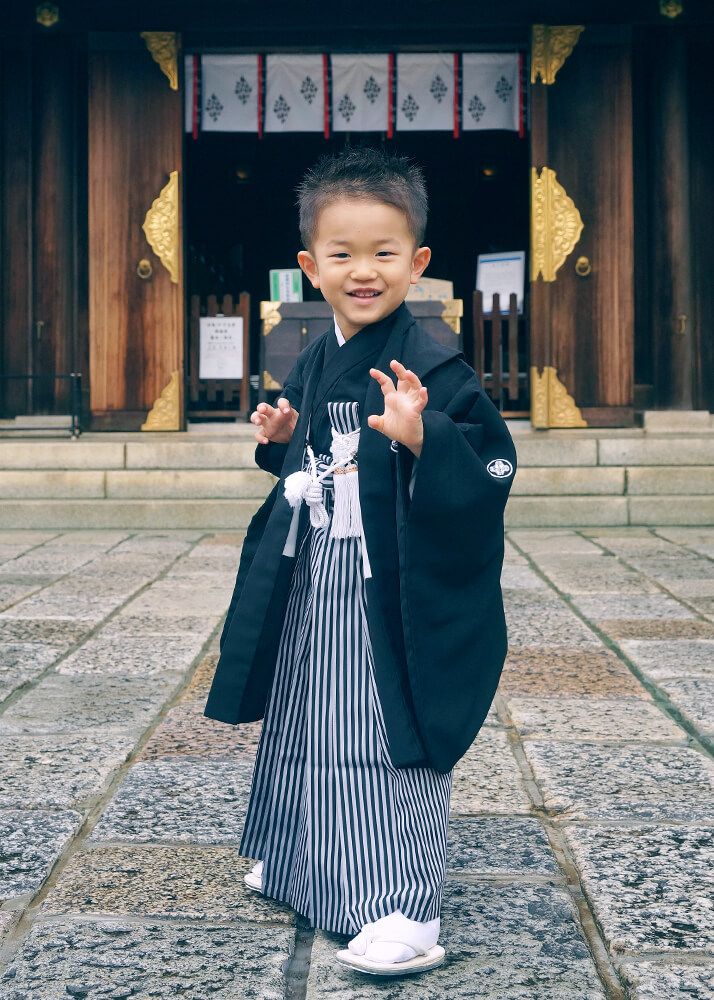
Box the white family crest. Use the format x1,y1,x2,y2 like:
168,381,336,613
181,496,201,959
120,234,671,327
486,458,513,479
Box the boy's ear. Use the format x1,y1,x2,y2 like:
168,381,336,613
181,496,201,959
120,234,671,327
410,245,431,284
297,250,320,288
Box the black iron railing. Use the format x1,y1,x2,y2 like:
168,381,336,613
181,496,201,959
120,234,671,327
0,373,83,437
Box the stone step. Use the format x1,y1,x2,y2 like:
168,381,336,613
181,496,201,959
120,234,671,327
1,431,713,470
0,495,712,529
2,466,713,500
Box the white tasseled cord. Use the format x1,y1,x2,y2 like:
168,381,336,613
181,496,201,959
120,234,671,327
283,427,362,537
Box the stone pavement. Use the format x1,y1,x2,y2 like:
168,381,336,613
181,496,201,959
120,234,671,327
0,526,711,999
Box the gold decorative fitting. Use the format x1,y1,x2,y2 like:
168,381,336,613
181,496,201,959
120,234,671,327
530,366,587,428
263,370,282,391
660,1,683,17
36,3,59,26
142,171,179,283
141,370,181,431
531,25,585,85
440,299,464,334
140,32,179,90
531,166,584,282
260,301,283,335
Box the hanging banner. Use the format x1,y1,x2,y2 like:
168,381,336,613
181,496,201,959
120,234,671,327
265,54,326,132
461,54,520,132
331,54,390,132
200,55,259,132
396,53,455,132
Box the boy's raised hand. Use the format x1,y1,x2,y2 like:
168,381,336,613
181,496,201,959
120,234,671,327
251,398,299,445
367,360,428,457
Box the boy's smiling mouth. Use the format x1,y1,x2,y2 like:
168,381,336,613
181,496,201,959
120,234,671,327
347,288,382,299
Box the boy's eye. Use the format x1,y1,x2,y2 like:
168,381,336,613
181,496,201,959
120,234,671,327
330,252,349,258
376,251,394,257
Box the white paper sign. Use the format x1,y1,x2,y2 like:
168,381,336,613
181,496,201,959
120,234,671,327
476,251,525,314
199,317,244,379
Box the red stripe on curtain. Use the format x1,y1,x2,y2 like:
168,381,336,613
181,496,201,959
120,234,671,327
323,54,330,138
192,54,199,140
387,53,394,138
453,52,460,139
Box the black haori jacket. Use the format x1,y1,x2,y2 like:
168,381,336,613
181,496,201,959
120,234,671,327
203,301,517,773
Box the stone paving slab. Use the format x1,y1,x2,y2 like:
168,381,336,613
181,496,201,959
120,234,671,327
508,530,606,554
500,563,549,589
101,612,223,637
451,731,532,816
499,646,649,697
522,741,714,821
564,824,714,955
0,672,182,735
619,638,714,679
42,845,295,925
0,617,91,647
0,919,292,999
0,808,83,900
506,697,685,743
307,881,607,998
124,585,231,618
0,734,133,809
56,633,208,677
528,559,661,596
618,961,714,1000
655,676,714,740
503,595,601,648
569,594,698,620
182,652,219,699
446,818,560,878
595,618,714,640
88,757,255,844
0,549,106,576
0,642,62,700
0,580,54,612
136,701,262,760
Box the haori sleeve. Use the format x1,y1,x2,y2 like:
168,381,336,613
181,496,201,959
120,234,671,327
397,359,518,571
254,351,305,478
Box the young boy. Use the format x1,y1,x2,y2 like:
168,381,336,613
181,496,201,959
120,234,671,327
203,147,517,976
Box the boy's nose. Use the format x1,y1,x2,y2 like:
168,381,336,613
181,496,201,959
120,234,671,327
350,266,379,281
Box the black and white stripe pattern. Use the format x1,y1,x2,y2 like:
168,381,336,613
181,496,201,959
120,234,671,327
239,401,452,936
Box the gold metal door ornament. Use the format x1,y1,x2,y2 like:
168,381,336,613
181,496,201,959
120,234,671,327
140,32,179,90
440,299,463,334
531,25,585,85
142,171,179,284
530,366,587,428
141,370,181,431
531,167,584,283
261,301,283,335
574,255,592,277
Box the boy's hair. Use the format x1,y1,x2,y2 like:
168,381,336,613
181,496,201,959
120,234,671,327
296,146,428,252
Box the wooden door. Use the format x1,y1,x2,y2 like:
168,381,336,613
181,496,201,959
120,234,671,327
88,32,184,430
0,30,82,421
529,25,635,427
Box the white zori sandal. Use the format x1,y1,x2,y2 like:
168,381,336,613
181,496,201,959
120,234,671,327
243,860,263,892
335,911,445,976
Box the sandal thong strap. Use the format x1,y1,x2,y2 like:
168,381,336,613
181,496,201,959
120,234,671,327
363,934,431,958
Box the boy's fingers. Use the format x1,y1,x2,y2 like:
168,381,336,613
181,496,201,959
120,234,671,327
369,368,395,394
276,397,291,413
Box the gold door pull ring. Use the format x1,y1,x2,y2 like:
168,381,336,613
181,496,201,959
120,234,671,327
575,256,592,277
137,258,153,280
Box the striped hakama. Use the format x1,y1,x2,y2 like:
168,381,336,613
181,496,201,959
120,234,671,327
239,400,453,936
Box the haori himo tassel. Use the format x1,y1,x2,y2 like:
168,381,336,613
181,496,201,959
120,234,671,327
282,425,363,539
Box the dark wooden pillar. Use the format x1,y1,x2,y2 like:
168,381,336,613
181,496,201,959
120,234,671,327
648,29,693,409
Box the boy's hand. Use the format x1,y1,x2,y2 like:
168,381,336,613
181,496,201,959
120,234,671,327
367,360,427,458
251,398,299,445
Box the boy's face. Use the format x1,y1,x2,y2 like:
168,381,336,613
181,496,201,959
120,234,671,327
297,197,431,340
